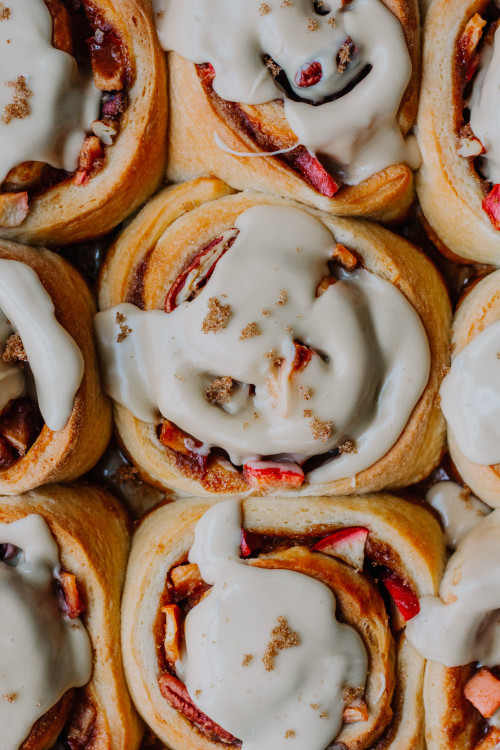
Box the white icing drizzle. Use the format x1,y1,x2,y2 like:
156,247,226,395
406,509,500,668
95,204,430,482
177,499,367,749
440,319,500,466
0,260,84,431
426,481,491,549
0,514,92,750
0,0,100,184
154,0,420,184
468,24,500,185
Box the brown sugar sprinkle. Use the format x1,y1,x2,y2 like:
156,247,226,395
277,290,288,306
303,409,312,418
339,439,357,455
2,333,27,366
262,616,301,672
264,348,277,359
195,689,202,698
259,2,271,14
281,0,292,6
343,685,364,703
240,322,261,340
440,365,451,377
285,326,294,334
243,422,249,430
497,352,500,359
242,654,253,667
310,416,334,442
285,730,296,739
115,311,132,343
307,17,319,31
327,17,337,27
2,76,33,124
299,386,312,400
204,376,233,406
337,42,352,73
2,693,16,703
265,57,282,79
0,4,10,20
310,703,319,710
202,297,232,334
320,711,329,719
262,309,272,317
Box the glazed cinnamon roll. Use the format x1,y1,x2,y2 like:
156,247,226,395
121,494,445,750
439,270,500,507
0,483,143,750
407,481,500,750
0,239,111,494
417,0,500,264
156,0,421,222
0,0,166,247
96,178,451,498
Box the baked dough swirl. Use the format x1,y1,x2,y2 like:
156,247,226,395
0,239,111,495
157,0,420,222
121,494,445,750
0,0,167,246
416,0,500,264
0,483,143,750
96,178,451,498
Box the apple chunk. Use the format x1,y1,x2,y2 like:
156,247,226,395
312,527,369,571
243,461,304,490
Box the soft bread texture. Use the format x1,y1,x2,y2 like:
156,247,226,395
0,483,143,750
165,0,420,224
0,239,112,494
0,0,167,248
98,177,451,498
445,270,500,507
416,0,500,264
121,494,445,750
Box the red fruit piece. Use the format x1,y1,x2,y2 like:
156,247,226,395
59,572,86,619
464,668,500,718
295,61,323,88
295,150,339,198
243,461,304,490
483,184,500,231
381,571,420,622
240,529,262,558
313,527,369,571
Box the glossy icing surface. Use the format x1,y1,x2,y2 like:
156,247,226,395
0,514,92,750
0,0,100,184
469,24,500,185
0,260,84,431
154,0,420,184
177,499,367,749
95,204,430,482
426,480,490,549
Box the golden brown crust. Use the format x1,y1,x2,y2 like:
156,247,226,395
98,177,451,498
121,494,445,750
0,0,167,247
445,269,500,506
0,483,143,750
0,239,112,494
416,0,500,264
166,0,420,226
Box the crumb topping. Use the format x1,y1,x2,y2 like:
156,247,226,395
337,41,352,73
309,416,334,441
202,297,232,334
262,616,301,672
343,685,364,703
299,386,312,400
327,17,337,27
2,693,16,703
259,2,270,15
303,409,312,418
265,57,282,78
320,710,329,719
240,322,261,340
2,76,32,124
262,309,272,317
307,17,319,31
310,703,319,710
281,0,292,6
277,289,288,306
242,654,253,667
0,4,10,20
115,312,132,343
2,333,27,366
285,730,296,739
339,439,357,454
264,348,277,359
204,376,234,405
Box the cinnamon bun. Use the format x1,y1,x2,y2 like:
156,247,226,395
156,0,420,222
417,0,500,264
0,0,167,247
121,494,445,750
0,483,143,750
0,239,111,494
96,178,451,498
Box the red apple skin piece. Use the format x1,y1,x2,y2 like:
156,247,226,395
294,150,339,198
483,184,500,231
240,529,262,558
464,668,500,718
381,571,420,622
312,527,369,570
295,61,323,88
243,461,305,490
